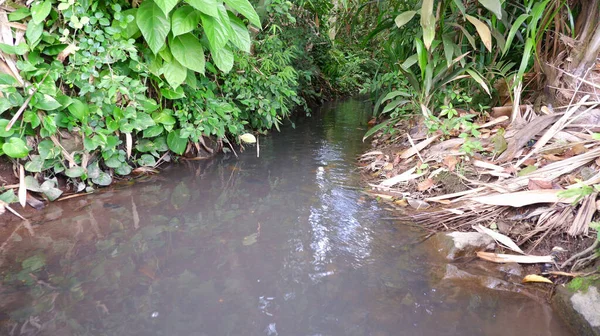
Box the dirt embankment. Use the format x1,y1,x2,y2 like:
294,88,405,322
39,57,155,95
359,109,600,286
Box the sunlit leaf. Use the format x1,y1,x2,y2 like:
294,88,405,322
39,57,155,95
465,15,492,51
477,0,502,19
154,0,179,15
169,33,205,74
239,133,256,143
171,5,202,36
224,0,262,28
420,0,435,50
136,0,171,54
394,11,416,29
31,0,52,24
523,274,553,284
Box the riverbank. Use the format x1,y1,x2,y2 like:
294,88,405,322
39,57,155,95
359,103,600,334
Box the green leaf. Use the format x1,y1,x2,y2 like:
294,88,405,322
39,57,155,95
65,166,86,178
26,20,44,47
143,125,164,138
31,0,52,24
224,0,262,28
169,33,205,74
0,119,14,137
0,42,29,55
503,14,529,56
363,118,395,142
172,5,202,36
121,9,141,39
186,0,219,17
162,58,187,88
0,74,19,86
167,131,188,155
477,0,502,19
200,10,230,50
0,190,18,203
24,155,44,172
22,254,46,271
227,13,251,52
153,109,177,125
395,11,416,29
34,93,62,111
132,113,156,130
136,0,171,54
67,99,88,121
211,44,233,73
3,137,29,158
9,8,30,21
465,68,491,96
138,154,156,167
154,0,179,15
160,86,185,99
92,172,113,186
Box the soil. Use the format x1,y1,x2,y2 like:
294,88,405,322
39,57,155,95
0,157,17,187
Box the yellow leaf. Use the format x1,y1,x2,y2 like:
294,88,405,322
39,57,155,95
466,15,492,51
240,133,256,144
523,274,553,284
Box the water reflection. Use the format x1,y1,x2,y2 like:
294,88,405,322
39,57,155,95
0,100,572,336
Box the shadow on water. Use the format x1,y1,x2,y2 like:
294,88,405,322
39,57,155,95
0,99,572,335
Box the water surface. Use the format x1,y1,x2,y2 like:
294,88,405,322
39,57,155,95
0,100,572,335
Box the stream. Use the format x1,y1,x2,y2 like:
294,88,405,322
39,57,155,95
0,99,572,335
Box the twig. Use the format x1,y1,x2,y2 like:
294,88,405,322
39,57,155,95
560,239,599,269
407,133,424,163
5,69,50,132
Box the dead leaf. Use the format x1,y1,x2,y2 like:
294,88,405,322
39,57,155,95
523,274,553,284
125,133,132,159
471,190,576,207
477,251,553,264
57,43,78,62
0,200,5,215
400,135,439,159
417,178,434,191
443,156,458,171
473,224,524,254
18,165,26,208
528,179,553,190
383,162,394,171
407,198,430,210
379,166,426,187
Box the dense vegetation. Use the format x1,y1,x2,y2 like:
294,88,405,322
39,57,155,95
0,0,373,203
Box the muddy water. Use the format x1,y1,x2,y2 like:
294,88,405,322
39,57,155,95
0,100,572,335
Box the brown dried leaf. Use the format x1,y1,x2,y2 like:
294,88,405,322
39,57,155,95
417,178,434,191
57,44,79,62
528,179,553,190
443,155,458,171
